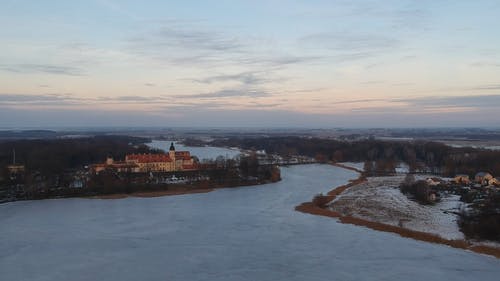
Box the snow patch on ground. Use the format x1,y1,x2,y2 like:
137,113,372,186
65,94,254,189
330,176,464,240
338,162,365,171
395,163,409,174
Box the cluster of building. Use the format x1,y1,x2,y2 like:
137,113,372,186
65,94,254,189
452,172,500,187
424,172,500,188
90,143,197,174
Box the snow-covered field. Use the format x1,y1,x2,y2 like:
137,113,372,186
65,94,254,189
330,176,465,240
1,166,500,281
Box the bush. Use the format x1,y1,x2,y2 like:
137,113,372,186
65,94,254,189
459,192,500,242
312,193,331,208
400,180,436,205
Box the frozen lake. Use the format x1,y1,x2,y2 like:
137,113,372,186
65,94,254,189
147,140,242,161
1,165,500,281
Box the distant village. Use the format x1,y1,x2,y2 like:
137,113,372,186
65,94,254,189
424,171,500,201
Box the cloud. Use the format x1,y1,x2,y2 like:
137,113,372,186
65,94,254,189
0,93,175,107
97,95,168,102
331,98,385,105
193,71,270,85
397,95,500,109
176,88,270,99
127,24,323,70
128,26,244,61
300,32,399,52
0,64,84,76
469,62,500,68
0,93,80,105
239,55,321,67
2,95,500,128
471,84,500,90
157,27,242,52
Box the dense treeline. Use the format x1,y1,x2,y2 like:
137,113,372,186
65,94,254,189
0,136,156,178
211,137,500,176
459,193,500,242
399,175,438,205
0,137,280,202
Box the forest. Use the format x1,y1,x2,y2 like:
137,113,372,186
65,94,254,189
0,136,280,202
210,137,500,177
0,135,156,177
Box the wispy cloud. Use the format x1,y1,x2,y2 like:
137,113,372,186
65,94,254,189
157,27,242,52
192,71,272,85
469,61,500,68
331,98,385,105
0,93,172,107
176,88,270,99
96,95,169,103
128,26,244,61
0,64,84,76
471,84,500,90
300,32,399,52
237,55,321,67
397,94,500,109
0,93,79,104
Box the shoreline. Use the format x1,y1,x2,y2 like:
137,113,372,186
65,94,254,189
83,178,280,200
296,163,500,259
84,187,215,199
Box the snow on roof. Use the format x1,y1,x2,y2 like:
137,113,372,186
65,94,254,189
475,172,491,177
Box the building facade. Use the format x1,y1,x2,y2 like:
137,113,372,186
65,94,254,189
91,143,196,174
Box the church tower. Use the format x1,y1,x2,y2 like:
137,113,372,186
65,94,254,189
169,142,176,161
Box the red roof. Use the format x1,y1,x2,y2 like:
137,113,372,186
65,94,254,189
175,151,192,160
126,154,172,163
182,164,197,170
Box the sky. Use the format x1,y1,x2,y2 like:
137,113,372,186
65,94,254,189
1,0,500,128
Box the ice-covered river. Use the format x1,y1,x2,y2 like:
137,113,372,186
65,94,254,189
148,140,242,160
1,165,500,280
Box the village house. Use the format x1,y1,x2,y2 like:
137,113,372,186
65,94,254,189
475,172,493,186
426,177,442,186
453,174,470,185
488,177,500,186
90,143,197,174
90,157,139,174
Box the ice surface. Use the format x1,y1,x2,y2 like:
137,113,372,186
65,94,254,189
1,165,500,281
148,140,242,160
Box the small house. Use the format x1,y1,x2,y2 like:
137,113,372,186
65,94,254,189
475,172,493,186
453,174,470,185
426,177,441,186
488,177,500,186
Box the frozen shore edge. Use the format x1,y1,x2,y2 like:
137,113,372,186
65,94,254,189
295,163,500,259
